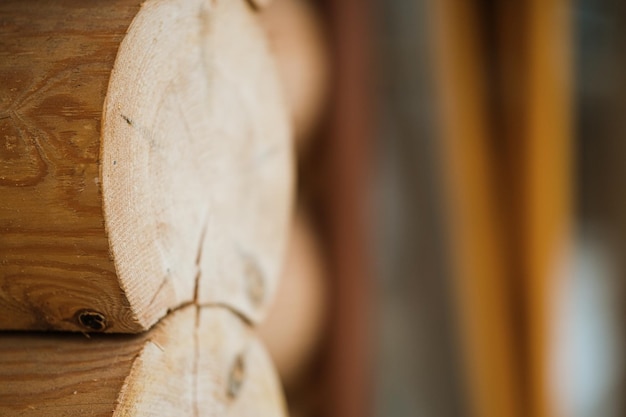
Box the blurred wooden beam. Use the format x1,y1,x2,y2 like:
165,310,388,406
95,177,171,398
523,1,573,417
431,2,524,417
320,0,374,415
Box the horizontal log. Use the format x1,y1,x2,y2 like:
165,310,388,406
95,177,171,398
0,0,293,332
258,209,328,388
259,0,330,149
0,305,286,417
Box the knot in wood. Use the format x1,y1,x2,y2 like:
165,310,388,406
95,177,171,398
76,310,107,332
227,353,246,400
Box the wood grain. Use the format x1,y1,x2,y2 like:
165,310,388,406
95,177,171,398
0,0,293,333
0,305,287,417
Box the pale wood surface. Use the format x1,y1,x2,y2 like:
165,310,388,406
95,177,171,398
0,305,286,417
0,0,293,333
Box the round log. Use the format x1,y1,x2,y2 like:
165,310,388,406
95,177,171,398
259,0,330,150
257,210,328,387
0,0,293,333
0,305,287,417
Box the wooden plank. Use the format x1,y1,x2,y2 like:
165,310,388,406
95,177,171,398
0,305,286,417
0,0,293,333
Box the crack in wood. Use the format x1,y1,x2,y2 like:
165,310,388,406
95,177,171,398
193,306,200,417
146,275,169,307
120,114,133,126
191,216,209,417
193,217,209,304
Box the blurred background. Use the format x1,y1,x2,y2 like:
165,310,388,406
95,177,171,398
255,0,626,416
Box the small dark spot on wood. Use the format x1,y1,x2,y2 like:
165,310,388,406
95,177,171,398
121,114,133,126
244,257,265,308
227,353,246,400
113,160,117,165
76,310,107,332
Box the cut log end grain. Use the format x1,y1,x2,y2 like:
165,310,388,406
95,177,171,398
0,0,293,333
0,305,287,417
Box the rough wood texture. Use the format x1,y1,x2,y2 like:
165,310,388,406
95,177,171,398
0,305,287,417
0,0,293,333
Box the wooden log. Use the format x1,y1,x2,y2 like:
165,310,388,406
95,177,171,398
259,0,330,150
0,0,293,333
0,305,286,417
249,0,275,11
257,209,328,389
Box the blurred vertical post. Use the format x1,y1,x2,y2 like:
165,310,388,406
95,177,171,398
322,0,374,416
433,0,574,416
524,1,573,417
430,2,524,417
492,0,574,415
